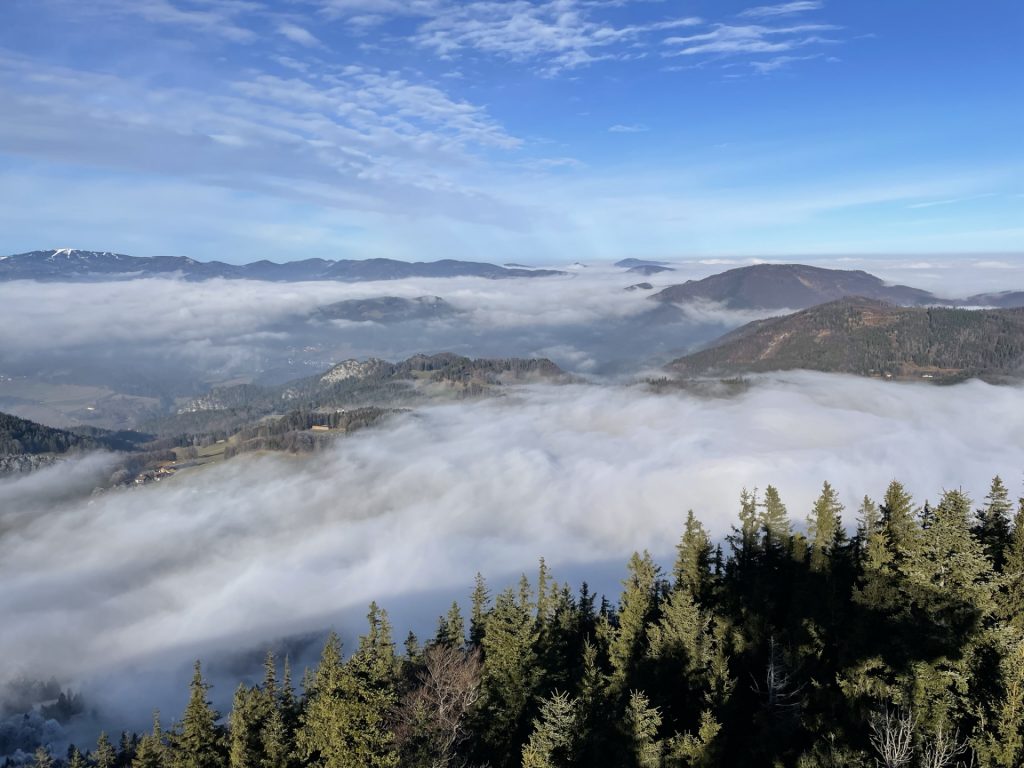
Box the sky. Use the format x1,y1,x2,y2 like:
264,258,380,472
1,0,1022,263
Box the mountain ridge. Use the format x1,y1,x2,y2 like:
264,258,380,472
651,263,941,309
0,249,566,282
667,297,1024,381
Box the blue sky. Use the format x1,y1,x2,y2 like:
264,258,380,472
1,0,1021,263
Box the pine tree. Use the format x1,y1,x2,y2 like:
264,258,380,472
536,558,553,626
521,692,581,768
477,588,540,767
807,481,843,573
673,511,713,602
880,480,918,559
729,488,760,574
31,747,53,768
95,733,118,768
68,747,87,768
975,475,1014,570
435,602,466,649
229,686,261,768
759,485,791,555
624,691,662,768
1002,499,1024,627
134,712,165,768
296,623,399,768
470,573,491,648
172,662,223,768
609,552,661,693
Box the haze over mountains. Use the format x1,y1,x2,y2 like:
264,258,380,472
0,249,565,282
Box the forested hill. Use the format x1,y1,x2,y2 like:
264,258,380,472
651,264,939,310
0,412,147,455
24,477,1024,767
144,353,565,436
669,298,1024,381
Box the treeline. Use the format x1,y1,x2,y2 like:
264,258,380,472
22,477,1024,767
0,413,106,456
222,408,396,458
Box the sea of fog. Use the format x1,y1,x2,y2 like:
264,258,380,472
3,372,1024,749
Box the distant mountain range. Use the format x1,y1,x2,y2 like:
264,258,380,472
668,297,1024,381
0,249,566,282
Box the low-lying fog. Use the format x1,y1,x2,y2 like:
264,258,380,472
3,373,1024,748
1,254,1021,429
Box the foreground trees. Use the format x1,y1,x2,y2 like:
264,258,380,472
54,476,1024,768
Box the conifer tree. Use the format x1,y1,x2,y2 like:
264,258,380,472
521,692,581,768
975,475,1014,570
624,691,662,768
807,481,844,573
729,488,760,574
1002,499,1024,627
476,587,540,767
536,558,552,625
229,686,261,768
673,511,713,602
68,747,87,768
297,622,399,768
470,573,490,648
95,733,118,768
172,662,223,768
880,480,918,559
32,746,54,768
609,552,661,693
134,712,165,768
759,485,791,555
435,602,466,649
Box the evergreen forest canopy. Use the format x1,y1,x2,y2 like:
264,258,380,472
17,477,1024,768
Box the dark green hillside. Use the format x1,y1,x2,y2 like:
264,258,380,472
669,298,1024,381
29,476,1024,767
0,411,150,455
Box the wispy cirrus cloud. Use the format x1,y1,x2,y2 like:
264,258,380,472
49,0,263,42
739,1,823,19
0,50,529,228
411,1,702,75
608,123,648,133
664,23,839,57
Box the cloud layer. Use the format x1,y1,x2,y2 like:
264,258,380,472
3,372,1024,737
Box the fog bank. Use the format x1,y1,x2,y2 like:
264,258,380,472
3,373,1024,739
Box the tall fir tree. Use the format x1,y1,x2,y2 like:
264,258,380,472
609,552,661,694
759,485,792,556
172,662,223,768
673,511,713,603
975,475,1014,571
807,481,844,573
95,733,118,768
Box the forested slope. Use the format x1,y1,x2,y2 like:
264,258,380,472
26,477,1024,768
669,298,1024,381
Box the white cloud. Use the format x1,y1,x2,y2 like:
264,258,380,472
410,1,702,75
3,373,1024,733
739,1,823,19
608,123,648,133
750,53,820,73
664,23,839,57
277,22,322,47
